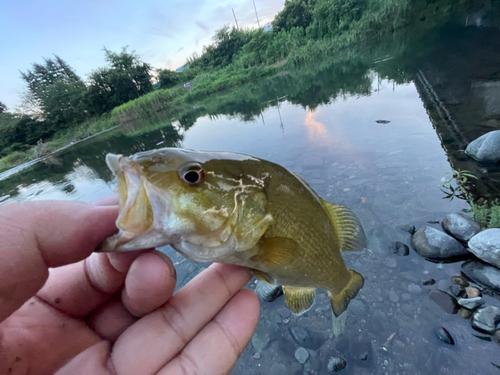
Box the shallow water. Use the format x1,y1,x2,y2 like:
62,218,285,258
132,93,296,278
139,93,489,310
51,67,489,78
2,11,500,375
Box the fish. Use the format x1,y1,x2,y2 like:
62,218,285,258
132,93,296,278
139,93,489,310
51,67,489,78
98,147,367,316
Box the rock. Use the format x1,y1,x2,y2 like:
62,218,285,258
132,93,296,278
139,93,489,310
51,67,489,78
458,308,473,319
277,307,291,319
255,281,283,302
389,241,410,256
492,330,500,345
411,227,470,262
422,278,436,286
436,327,455,345
385,257,397,268
465,130,500,162
466,286,481,298
251,319,273,352
408,284,422,294
397,224,416,234
449,285,466,298
328,357,347,372
468,229,500,269
428,290,459,314
388,289,399,302
457,297,484,310
472,306,500,334
442,213,481,242
290,327,309,344
451,276,469,287
461,260,500,294
295,347,309,364
252,352,261,359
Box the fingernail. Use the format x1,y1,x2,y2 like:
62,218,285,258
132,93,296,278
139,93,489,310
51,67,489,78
155,251,177,281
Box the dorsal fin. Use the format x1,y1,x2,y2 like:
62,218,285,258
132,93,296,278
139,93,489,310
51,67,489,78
320,198,367,251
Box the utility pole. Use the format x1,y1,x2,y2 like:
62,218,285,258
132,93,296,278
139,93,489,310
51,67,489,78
252,0,260,28
232,8,239,29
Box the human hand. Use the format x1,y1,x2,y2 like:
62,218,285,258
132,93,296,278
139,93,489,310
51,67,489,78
0,199,259,374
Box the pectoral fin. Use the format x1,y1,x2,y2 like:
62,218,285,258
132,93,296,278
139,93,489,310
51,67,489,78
251,237,300,268
249,268,275,285
283,286,316,315
320,198,367,252
328,269,364,317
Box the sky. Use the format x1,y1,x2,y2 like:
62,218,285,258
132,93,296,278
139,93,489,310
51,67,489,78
0,0,285,111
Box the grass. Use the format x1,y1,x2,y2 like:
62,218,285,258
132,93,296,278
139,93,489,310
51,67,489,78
471,200,500,229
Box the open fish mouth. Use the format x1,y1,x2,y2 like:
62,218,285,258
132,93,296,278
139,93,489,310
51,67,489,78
97,153,174,252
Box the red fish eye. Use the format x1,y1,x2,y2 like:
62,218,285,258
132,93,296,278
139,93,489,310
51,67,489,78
180,167,205,185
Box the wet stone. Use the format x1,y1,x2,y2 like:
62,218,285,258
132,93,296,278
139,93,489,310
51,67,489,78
451,276,469,287
436,327,455,345
442,213,481,243
385,257,397,268
411,226,469,262
389,289,399,303
277,307,291,319
466,286,481,298
461,260,500,294
468,229,500,269
428,290,459,314
422,278,436,286
295,347,310,364
328,357,347,372
408,283,422,294
389,241,410,256
290,327,309,344
458,308,473,319
472,306,500,334
255,281,283,302
458,297,484,310
492,330,500,345
465,129,500,162
449,285,466,298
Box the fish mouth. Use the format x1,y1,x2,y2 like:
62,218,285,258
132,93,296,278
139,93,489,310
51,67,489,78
98,153,173,252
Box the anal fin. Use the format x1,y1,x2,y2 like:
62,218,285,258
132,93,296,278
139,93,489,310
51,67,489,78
329,269,364,317
283,286,316,315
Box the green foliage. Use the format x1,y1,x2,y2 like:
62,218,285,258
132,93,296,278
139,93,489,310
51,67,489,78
0,101,6,114
440,169,477,201
471,200,500,228
86,47,154,115
158,69,180,88
273,0,317,32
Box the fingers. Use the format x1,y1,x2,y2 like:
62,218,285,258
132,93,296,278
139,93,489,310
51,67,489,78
110,263,252,375
0,201,118,322
158,289,260,375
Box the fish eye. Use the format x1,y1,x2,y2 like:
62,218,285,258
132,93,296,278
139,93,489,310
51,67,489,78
179,163,205,185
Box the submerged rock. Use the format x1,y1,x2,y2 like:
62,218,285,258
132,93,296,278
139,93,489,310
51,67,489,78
328,357,347,372
255,281,283,302
465,130,500,162
428,289,459,314
411,226,470,262
442,213,481,242
457,296,484,310
436,327,455,345
472,306,500,334
461,260,500,294
468,229,500,269
449,285,466,298
389,241,410,256
451,275,469,287
295,347,309,364
466,286,481,298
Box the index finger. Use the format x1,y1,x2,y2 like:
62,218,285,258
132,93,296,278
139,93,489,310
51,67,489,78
0,200,118,321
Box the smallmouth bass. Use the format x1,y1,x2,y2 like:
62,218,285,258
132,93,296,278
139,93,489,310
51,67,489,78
99,148,367,316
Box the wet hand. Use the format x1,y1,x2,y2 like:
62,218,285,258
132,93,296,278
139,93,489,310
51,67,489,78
0,200,259,374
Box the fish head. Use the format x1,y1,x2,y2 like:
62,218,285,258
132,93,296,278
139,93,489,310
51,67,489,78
99,148,273,261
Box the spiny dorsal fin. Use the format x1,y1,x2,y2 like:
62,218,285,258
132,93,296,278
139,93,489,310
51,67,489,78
248,268,275,285
329,269,364,317
251,237,300,268
320,198,367,251
283,286,316,315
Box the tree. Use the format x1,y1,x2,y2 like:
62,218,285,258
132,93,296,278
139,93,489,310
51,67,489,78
273,0,316,32
158,69,179,88
0,101,6,114
86,47,153,115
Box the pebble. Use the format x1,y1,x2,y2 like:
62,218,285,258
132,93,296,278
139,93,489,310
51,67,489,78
466,286,481,298
449,285,466,298
458,308,473,319
451,276,469,287
389,241,410,256
385,257,397,268
295,347,310,364
290,327,309,344
255,281,283,302
457,297,484,310
422,278,436,286
428,289,459,314
389,290,399,303
328,357,347,372
436,327,455,345
253,352,261,359
472,306,500,334
492,330,500,345
408,284,422,294
277,307,291,319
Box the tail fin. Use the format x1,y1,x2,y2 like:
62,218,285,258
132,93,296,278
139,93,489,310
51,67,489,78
328,270,364,317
